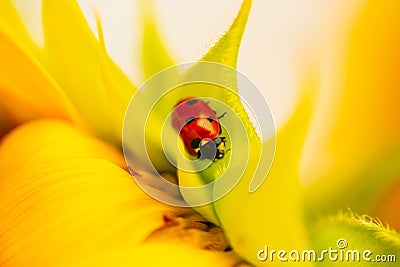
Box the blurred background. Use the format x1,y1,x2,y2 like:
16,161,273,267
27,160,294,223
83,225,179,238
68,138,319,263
11,0,364,127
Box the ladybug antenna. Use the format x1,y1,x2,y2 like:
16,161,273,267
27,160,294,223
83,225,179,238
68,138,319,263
217,112,227,119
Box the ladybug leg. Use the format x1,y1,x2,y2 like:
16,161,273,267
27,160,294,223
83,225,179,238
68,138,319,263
222,137,227,147
217,112,227,120
216,148,231,161
212,137,228,161
215,150,224,160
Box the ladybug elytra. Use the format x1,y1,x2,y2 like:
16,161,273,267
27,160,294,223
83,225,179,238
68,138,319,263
171,98,227,161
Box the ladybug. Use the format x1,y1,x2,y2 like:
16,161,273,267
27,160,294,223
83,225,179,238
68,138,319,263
171,97,227,161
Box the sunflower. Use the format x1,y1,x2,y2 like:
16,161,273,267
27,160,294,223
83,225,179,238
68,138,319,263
0,0,399,267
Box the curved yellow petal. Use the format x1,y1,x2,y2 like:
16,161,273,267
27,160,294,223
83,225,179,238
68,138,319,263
0,108,12,138
0,120,125,176
0,0,41,58
304,0,400,217
0,23,82,127
331,0,400,162
0,120,242,266
42,0,135,143
74,244,244,267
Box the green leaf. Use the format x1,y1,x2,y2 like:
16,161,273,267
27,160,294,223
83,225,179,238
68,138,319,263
175,0,255,185
310,211,400,266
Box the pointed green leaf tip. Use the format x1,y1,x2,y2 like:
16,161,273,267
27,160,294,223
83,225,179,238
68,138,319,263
201,0,252,68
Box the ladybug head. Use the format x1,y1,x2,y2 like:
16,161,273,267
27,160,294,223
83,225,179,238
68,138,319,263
194,137,227,161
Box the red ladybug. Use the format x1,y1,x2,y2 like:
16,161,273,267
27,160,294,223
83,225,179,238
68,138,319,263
172,97,227,161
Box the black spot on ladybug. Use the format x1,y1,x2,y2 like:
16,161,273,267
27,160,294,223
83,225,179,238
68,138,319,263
186,99,198,105
191,138,201,149
185,117,195,124
207,117,214,122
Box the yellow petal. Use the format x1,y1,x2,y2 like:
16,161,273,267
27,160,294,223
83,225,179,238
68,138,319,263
0,107,12,138
331,0,400,160
0,119,125,176
0,0,41,58
0,23,81,127
0,120,242,266
375,181,400,231
74,244,244,267
304,0,400,216
42,0,135,143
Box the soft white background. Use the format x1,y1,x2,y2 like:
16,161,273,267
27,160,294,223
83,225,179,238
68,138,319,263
13,0,364,126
